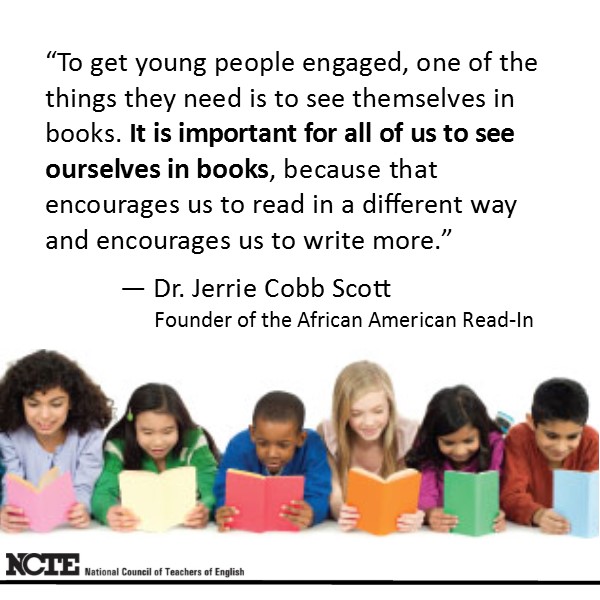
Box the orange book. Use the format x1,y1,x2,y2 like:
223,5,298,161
225,469,304,532
346,467,421,535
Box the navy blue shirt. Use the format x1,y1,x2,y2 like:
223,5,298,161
214,428,331,525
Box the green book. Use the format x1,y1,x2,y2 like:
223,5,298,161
443,470,499,536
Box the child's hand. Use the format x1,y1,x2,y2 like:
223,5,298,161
281,500,313,529
0,505,29,533
216,506,238,532
493,510,506,533
533,508,570,534
184,502,209,529
68,503,91,528
426,507,458,533
338,503,360,531
397,509,425,533
106,506,139,532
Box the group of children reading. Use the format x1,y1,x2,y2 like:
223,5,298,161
0,350,597,535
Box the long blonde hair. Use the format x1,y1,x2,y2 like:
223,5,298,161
331,361,399,494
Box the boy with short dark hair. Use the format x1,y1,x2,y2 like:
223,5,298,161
214,391,331,531
501,378,599,533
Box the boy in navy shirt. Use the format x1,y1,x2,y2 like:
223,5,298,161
214,391,331,530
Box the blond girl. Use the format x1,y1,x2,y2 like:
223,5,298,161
318,361,423,532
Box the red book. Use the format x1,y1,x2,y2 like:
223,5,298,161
6,467,76,532
225,469,305,532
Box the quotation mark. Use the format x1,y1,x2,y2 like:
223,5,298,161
47,50,58,59
436,229,452,249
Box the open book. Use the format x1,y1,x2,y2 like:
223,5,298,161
444,470,499,536
553,469,598,538
225,469,305,532
119,466,196,532
346,467,422,535
6,467,76,532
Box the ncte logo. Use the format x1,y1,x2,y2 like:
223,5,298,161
6,553,80,576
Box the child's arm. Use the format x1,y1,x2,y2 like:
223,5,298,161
0,505,29,533
332,471,374,532
188,428,218,512
215,506,238,532
419,466,457,533
316,422,343,520
90,445,125,525
70,428,104,524
212,436,248,532
105,506,139,532
397,510,425,533
296,431,332,526
487,432,507,532
212,436,241,511
280,500,314,529
184,503,210,529
493,510,506,533
0,433,30,532
0,432,25,505
338,504,360,530
500,427,545,526
488,432,505,472
91,447,140,532
418,465,442,512
212,465,227,512
212,432,255,529
326,454,344,520
530,508,569,534
425,508,458,533
581,426,599,470
68,503,91,529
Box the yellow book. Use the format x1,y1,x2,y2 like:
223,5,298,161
118,466,196,532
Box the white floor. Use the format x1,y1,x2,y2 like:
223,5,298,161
1,519,598,583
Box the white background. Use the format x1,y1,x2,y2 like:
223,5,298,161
1,0,598,591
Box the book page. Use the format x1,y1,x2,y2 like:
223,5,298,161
119,467,195,532
38,466,62,490
1,0,598,586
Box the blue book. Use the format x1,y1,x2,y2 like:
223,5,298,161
553,470,598,538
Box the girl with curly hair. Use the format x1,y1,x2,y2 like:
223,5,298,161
405,385,505,533
91,383,218,531
318,360,423,532
0,350,112,532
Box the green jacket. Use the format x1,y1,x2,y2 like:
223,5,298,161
91,427,217,524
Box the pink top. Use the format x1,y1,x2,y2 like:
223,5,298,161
318,415,419,518
418,430,504,510
319,415,419,465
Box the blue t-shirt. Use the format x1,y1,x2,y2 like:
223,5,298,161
213,428,331,525
0,426,104,511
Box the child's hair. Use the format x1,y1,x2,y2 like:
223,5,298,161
106,383,219,469
331,361,400,490
252,391,305,431
406,385,500,472
532,378,589,426
0,349,112,435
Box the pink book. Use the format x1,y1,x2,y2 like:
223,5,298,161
225,469,305,532
6,467,76,532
